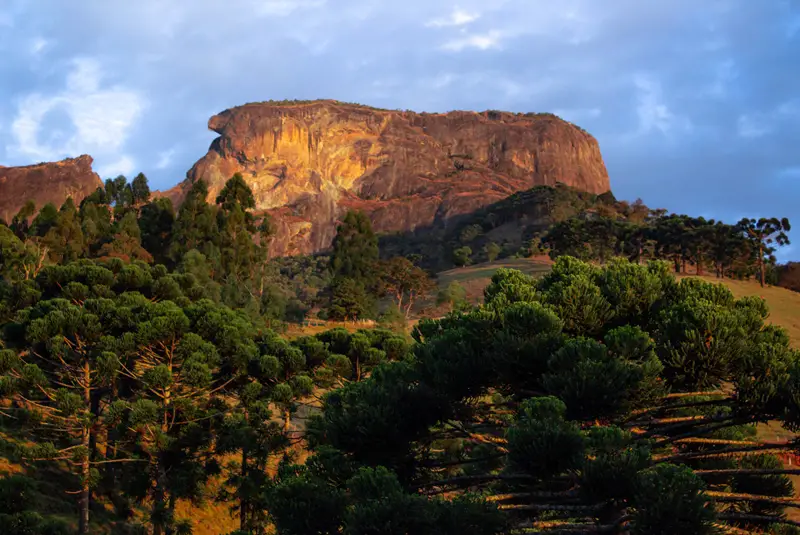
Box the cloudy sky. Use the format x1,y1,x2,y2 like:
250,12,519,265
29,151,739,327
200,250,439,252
1,0,798,259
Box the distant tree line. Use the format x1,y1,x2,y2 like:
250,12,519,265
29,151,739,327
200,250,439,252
542,212,791,287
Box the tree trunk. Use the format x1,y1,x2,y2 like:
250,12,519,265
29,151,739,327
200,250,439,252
354,356,361,382
79,360,92,535
404,295,414,319
79,430,91,535
759,245,765,287
240,448,248,532
151,456,167,535
283,409,291,434
167,494,176,535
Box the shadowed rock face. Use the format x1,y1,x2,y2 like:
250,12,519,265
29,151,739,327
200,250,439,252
0,155,102,222
168,100,613,256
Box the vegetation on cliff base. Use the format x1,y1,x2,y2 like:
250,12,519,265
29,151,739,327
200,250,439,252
2,168,799,535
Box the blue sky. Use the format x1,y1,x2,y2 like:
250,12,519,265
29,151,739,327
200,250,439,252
1,0,798,259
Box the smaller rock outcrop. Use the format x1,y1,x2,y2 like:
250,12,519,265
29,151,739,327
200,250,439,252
0,155,103,221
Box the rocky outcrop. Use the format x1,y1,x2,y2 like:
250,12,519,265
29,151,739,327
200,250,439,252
0,155,102,222
169,100,612,255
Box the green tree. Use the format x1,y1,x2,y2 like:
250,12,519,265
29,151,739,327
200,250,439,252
0,475,70,535
110,299,253,535
275,256,800,535
170,179,219,263
79,200,113,255
452,246,472,267
104,175,132,209
131,172,151,205
328,277,373,321
484,242,501,262
216,175,259,283
29,202,58,238
738,217,792,287
330,210,379,283
139,198,175,265
379,257,434,318
44,198,86,262
10,200,37,238
1,289,125,534
97,211,153,263
436,281,468,312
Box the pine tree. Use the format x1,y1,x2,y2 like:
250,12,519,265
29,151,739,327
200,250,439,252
10,200,37,239
131,173,151,206
269,257,800,535
139,198,175,265
79,200,113,255
1,289,125,534
738,217,792,287
44,198,86,262
98,211,153,263
170,179,219,263
330,210,378,282
29,202,58,238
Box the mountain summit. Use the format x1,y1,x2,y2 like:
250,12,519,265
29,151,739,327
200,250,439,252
168,100,611,255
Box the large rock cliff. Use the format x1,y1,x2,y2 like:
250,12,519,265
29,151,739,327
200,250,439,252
0,155,103,222
171,100,612,255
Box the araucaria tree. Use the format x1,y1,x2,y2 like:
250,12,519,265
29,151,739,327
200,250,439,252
266,257,800,535
0,260,268,534
738,217,792,287
327,210,380,320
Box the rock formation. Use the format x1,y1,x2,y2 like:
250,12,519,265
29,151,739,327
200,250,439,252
0,155,103,222
167,100,611,256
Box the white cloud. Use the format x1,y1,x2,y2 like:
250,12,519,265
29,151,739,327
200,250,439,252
777,99,800,116
29,37,48,55
703,59,737,98
8,57,146,167
735,100,798,139
633,74,691,135
251,0,327,17
426,8,479,28
553,107,602,122
98,155,136,178
737,114,771,138
156,148,176,170
442,30,505,51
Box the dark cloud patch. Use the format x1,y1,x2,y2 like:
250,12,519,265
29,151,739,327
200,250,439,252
0,0,797,259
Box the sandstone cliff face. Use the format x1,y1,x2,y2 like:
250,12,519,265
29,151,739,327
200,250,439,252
0,155,102,222
176,100,611,255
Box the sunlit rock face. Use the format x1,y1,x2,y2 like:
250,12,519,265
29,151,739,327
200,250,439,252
168,100,611,256
0,155,102,221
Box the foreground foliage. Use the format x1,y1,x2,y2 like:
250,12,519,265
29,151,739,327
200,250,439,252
0,259,411,534
266,257,800,535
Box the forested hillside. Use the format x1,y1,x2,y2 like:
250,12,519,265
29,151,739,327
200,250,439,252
2,171,800,535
